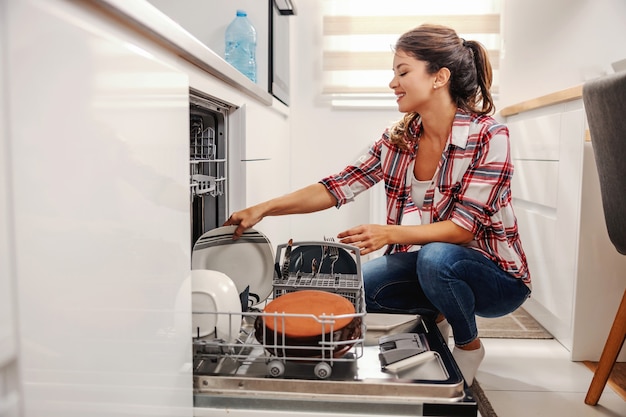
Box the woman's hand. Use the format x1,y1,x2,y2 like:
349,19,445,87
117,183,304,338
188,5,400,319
223,205,265,239
337,221,475,254
337,224,389,255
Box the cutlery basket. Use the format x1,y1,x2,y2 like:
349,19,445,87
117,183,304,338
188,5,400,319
272,240,364,313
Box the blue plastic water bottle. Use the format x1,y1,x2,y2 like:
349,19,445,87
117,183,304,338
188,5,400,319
225,10,257,83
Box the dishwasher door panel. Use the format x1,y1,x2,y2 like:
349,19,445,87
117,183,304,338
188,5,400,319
193,317,477,417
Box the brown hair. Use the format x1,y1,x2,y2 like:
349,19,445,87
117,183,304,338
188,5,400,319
389,24,494,147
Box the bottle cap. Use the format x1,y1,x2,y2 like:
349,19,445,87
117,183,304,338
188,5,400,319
236,10,247,17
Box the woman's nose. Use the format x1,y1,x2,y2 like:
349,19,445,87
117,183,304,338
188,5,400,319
389,76,397,90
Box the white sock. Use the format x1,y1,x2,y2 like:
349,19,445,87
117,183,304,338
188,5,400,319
436,319,452,344
452,342,485,387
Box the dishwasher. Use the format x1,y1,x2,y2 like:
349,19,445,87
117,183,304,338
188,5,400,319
190,239,479,417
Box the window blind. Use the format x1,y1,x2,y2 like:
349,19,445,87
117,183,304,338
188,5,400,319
321,0,502,106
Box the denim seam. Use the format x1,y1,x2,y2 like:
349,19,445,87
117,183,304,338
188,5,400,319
371,280,416,312
446,258,483,346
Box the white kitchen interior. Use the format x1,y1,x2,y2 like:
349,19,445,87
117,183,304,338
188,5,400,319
1,0,626,416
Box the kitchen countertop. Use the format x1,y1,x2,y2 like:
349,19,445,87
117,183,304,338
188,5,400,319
87,0,273,105
500,84,590,142
499,85,583,117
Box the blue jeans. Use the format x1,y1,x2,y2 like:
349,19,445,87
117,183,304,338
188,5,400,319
362,242,531,345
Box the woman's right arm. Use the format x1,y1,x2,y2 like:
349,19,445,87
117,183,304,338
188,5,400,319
224,183,337,239
225,136,386,239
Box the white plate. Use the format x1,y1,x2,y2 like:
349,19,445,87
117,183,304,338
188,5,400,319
191,269,242,342
192,226,274,305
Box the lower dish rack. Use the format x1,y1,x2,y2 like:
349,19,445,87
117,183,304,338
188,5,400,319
193,240,365,380
194,309,365,379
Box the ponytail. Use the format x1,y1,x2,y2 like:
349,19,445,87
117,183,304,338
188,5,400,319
463,40,494,115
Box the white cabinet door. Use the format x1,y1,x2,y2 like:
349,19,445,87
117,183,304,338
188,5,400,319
508,104,579,351
6,0,192,415
0,5,17,370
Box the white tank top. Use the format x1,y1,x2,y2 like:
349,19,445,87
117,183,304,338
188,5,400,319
411,174,431,209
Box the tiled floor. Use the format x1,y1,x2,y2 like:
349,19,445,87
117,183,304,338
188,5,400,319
471,337,626,416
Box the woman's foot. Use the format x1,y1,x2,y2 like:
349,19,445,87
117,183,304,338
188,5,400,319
452,340,485,386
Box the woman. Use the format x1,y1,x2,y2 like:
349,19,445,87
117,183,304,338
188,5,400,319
224,24,531,386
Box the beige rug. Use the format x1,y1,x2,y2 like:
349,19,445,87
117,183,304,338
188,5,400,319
476,307,552,339
471,380,498,417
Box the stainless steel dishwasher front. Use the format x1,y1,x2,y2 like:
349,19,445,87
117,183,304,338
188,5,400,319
193,318,478,417
192,240,478,416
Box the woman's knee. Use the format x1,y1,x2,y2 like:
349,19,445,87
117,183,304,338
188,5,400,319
416,243,471,296
417,242,459,275
361,255,388,294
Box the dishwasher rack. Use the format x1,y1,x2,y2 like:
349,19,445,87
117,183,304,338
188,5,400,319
190,115,226,199
193,241,366,379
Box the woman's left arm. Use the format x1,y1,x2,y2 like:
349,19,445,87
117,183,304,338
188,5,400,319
337,220,474,255
449,123,513,238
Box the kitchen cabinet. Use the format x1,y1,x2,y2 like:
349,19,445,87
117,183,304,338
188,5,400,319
504,93,626,362
3,0,296,415
3,0,294,416
5,0,192,415
146,0,271,95
0,7,21,413
0,16,15,370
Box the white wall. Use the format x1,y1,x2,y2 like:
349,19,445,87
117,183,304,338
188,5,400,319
499,0,626,107
288,2,401,242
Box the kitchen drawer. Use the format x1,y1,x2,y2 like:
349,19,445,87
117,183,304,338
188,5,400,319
511,159,559,208
516,208,557,293
509,112,561,161
514,206,566,320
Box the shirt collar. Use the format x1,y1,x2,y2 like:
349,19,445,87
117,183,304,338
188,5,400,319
450,111,471,149
410,110,472,150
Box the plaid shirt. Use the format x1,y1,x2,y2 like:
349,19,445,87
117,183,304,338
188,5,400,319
320,111,531,284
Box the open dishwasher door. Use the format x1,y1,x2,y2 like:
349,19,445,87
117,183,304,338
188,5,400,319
193,317,477,417
192,240,478,417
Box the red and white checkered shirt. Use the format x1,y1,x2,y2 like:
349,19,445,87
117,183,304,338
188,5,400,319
320,110,531,284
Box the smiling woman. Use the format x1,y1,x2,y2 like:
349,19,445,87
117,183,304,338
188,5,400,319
321,0,503,107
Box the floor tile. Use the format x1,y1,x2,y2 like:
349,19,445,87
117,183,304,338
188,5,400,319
478,338,595,392
483,390,626,417
471,338,626,416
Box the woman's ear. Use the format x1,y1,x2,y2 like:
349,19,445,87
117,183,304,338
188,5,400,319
435,67,451,87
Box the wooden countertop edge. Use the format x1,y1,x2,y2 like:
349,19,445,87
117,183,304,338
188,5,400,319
500,85,584,117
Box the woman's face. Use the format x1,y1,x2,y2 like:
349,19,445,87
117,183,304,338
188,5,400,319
389,50,436,113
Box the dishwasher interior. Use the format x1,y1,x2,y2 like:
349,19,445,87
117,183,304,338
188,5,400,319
191,239,479,417
189,92,229,249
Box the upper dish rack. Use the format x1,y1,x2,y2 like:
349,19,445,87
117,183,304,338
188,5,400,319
272,240,363,312
190,116,226,198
